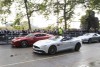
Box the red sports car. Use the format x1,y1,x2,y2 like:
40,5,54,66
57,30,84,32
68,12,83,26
11,33,54,47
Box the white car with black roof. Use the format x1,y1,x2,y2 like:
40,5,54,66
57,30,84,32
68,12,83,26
33,36,82,54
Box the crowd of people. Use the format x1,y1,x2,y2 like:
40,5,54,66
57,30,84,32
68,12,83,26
1,28,99,42
0,29,83,36
0,29,58,35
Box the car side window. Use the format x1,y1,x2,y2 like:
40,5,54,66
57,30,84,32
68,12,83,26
61,37,72,41
35,34,46,37
41,34,46,36
93,34,98,36
35,34,41,37
61,38,67,41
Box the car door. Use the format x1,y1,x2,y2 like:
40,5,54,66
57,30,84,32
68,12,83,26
40,34,49,39
92,34,100,42
34,34,42,41
34,34,47,41
58,37,72,51
27,34,36,44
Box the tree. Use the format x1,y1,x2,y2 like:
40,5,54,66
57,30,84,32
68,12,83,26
24,0,31,30
52,0,85,30
0,0,86,31
63,0,75,30
80,10,99,32
83,0,100,11
0,0,13,25
0,0,49,30
12,0,49,30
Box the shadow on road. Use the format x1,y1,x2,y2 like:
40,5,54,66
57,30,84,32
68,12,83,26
33,49,79,57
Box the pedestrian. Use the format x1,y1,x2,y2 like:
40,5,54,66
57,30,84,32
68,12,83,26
58,27,63,36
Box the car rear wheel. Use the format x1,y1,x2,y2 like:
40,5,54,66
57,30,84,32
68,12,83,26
98,39,100,42
74,43,81,51
48,46,57,55
21,41,28,48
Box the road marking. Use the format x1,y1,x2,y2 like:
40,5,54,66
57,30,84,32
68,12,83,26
0,53,71,67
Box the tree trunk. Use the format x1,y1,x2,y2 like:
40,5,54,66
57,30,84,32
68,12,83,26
24,0,31,31
64,0,67,31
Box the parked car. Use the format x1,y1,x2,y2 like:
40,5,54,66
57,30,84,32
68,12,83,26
33,36,82,54
77,33,100,43
11,32,53,47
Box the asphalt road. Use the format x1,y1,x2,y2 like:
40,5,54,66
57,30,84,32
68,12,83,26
0,43,100,67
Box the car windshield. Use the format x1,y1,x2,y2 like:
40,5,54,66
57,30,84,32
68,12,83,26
49,36,61,41
83,33,94,36
25,33,34,37
83,33,90,36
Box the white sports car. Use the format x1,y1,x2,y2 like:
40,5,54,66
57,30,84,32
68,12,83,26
33,36,82,54
77,33,100,43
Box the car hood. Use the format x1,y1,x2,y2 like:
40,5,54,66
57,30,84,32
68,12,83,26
33,39,57,47
77,36,91,40
12,36,28,41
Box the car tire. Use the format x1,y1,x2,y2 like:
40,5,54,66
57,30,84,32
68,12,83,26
98,39,100,42
88,38,92,43
21,41,28,48
74,43,81,51
48,45,57,55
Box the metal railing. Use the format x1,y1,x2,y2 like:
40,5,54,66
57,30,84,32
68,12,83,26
0,33,27,45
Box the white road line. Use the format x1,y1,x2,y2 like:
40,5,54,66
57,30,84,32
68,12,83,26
0,53,69,67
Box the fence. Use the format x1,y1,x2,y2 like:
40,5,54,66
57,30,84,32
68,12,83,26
0,33,28,45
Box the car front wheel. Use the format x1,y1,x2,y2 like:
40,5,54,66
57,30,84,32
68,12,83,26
21,41,28,48
48,46,57,55
88,38,92,43
98,39,100,42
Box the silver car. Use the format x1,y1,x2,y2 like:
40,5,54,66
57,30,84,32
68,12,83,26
77,33,100,43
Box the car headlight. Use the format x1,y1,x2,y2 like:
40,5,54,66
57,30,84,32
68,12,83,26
33,45,40,49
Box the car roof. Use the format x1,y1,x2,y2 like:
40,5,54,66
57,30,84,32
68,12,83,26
84,33,97,35
86,33,97,34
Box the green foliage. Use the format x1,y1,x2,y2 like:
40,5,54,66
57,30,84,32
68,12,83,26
80,15,88,29
0,0,13,7
2,0,98,30
13,13,22,25
80,10,99,32
0,0,13,26
11,20,29,30
14,18,20,25
59,17,64,24
81,0,100,11
0,0,12,14
89,0,100,10
46,24,56,30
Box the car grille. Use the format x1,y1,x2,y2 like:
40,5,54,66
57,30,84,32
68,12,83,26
34,50,45,53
